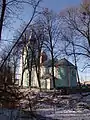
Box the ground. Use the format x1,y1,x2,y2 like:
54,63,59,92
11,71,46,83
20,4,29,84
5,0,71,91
1,88,90,119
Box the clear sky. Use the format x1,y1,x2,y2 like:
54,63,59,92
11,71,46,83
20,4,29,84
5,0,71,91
41,0,81,12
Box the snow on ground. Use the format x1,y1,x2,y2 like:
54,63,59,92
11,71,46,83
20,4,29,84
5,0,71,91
0,108,20,120
36,107,90,120
20,90,90,119
1,89,90,119
18,90,90,119
34,92,90,120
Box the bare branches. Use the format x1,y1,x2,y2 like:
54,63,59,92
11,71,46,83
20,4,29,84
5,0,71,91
0,0,41,70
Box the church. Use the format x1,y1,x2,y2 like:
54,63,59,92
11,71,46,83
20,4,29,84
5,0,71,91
19,50,77,89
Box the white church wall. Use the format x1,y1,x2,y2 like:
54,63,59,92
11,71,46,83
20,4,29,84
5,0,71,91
31,67,39,87
47,79,51,89
40,66,46,77
23,69,29,87
18,55,22,86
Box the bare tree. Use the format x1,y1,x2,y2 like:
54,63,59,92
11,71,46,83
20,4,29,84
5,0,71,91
60,0,90,55
20,21,46,90
20,30,36,88
59,0,90,74
11,48,20,84
0,0,41,41
0,0,42,70
60,29,83,93
37,9,61,89
32,22,47,90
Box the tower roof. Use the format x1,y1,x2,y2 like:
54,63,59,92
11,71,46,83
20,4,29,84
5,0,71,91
57,58,75,67
41,58,76,68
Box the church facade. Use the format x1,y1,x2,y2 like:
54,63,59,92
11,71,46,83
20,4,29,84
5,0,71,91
19,50,77,89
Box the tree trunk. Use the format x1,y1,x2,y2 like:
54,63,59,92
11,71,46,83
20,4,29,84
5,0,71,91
29,70,31,88
73,43,82,94
51,51,55,89
34,50,41,91
37,54,41,91
21,70,24,87
48,25,56,89
0,0,6,40
13,66,16,84
28,50,34,89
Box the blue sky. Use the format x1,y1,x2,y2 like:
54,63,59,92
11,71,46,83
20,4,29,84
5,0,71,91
17,0,82,22
41,0,81,12
2,0,82,40
23,0,81,22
